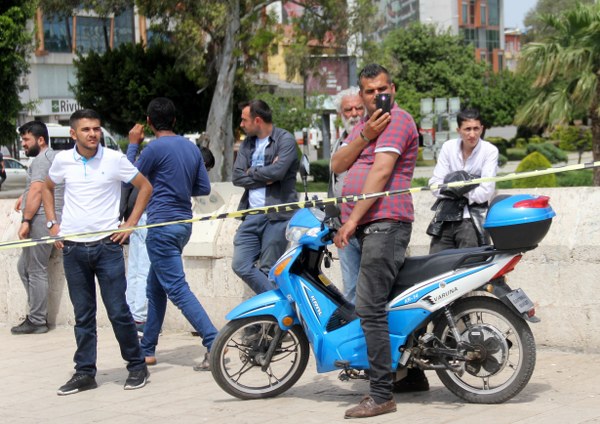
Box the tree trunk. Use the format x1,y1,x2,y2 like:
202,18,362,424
592,78,600,186
205,0,240,182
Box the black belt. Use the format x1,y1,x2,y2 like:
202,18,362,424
63,236,114,247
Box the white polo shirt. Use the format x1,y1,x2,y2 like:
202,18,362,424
48,144,139,242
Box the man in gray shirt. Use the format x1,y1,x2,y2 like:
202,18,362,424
12,121,64,334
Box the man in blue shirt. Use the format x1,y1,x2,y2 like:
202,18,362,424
129,97,218,371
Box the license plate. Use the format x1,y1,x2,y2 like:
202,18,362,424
506,289,534,313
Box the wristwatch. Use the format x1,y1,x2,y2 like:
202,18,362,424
46,220,59,229
22,217,32,225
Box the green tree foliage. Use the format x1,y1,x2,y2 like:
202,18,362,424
513,151,556,188
253,92,312,134
133,0,373,181
0,0,36,149
515,3,600,185
71,42,210,136
476,70,534,127
523,0,595,41
552,125,592,163
366,23,530,127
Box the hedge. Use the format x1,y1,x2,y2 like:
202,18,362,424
525,143,567,164
513,151,556,188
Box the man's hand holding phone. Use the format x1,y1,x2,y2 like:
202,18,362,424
375,93,392,114
361,93,392,143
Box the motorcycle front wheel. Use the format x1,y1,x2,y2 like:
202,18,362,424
433,296,536,404
210,316,310,400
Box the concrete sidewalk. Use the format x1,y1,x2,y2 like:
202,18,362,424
1,325,599,424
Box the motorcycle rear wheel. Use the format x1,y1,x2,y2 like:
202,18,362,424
210,316,309,400
433,296,536,404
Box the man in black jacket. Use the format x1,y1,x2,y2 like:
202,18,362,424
232,100,299,294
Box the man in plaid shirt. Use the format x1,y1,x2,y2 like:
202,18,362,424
331,63,419,419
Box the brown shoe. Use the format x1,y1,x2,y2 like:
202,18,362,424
145,356,157,366
344,396,397,419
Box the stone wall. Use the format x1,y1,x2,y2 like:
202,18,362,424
1,184,599,352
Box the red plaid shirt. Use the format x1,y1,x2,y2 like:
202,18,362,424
341,103,418,225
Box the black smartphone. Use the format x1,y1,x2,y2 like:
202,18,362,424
375,93,391,114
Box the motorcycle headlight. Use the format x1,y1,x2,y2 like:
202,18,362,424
286,225,321,243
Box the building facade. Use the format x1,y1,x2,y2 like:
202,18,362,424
19,7,149,127
373,0,506,72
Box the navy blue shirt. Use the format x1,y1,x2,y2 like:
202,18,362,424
135,135,210,224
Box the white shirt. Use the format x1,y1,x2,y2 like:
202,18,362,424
248,136,269,208
429,138,498,217
48,144,139,242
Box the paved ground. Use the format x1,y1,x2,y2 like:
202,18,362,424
1,325,599,424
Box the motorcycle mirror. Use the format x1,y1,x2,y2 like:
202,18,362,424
299,154,310,178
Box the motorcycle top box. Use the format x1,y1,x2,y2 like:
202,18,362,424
484,194,556,250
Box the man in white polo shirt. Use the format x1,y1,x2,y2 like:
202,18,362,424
42,109,152,396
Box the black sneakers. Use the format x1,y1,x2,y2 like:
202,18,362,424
124,366,149,390
57,374,98,396
11,317,48,335
57,368,148,395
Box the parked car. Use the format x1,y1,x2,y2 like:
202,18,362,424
0,157,28,191
18,124,120,164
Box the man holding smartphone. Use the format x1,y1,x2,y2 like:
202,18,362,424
331,63,419,419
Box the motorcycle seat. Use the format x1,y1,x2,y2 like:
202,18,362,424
392,246,497,295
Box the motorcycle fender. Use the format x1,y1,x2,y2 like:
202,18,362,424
487,278,540,323
225,290,297,329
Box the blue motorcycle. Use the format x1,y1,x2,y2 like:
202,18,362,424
210,194,555,404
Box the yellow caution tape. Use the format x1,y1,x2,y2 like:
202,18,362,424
1,160,599,251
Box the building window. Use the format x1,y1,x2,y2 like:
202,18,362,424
469,0,476,25
480,4,487,26
488,0,499,26
75,16,110,54
43,15,72,53
486,29,499,52
462,1,469,25
114,8,135,48
40,8,135,54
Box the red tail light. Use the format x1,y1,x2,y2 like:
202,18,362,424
513,195,550,208
491,255,522,280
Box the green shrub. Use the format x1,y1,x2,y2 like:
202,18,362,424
412,177,429,187
310,159,330,183
552,125,592,153
525,143,567,164
556,169,593,186
514,137,527,148
486,137,508,155
528,135,546,144
498,153,507,168
513,152,556,188
506,148,527,161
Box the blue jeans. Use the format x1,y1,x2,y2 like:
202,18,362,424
232,215,288,294
126,212,150,322
355,220,412,404
338,235,361,304
141,224,217,356
62,239,145,376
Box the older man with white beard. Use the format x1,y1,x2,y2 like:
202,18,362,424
328,87,365,303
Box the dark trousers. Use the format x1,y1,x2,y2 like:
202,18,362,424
429,219,478,254
355,220,412,404
62,240,145,376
